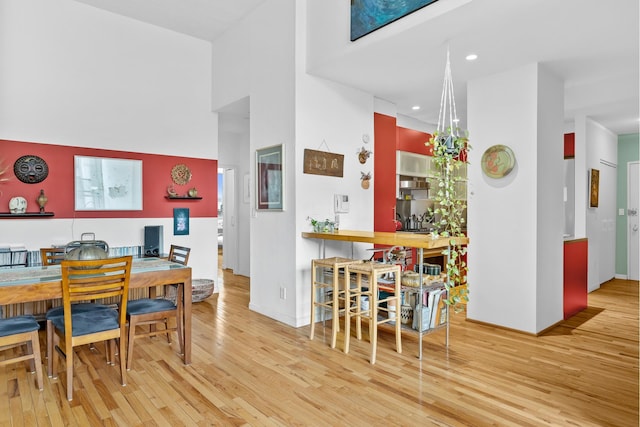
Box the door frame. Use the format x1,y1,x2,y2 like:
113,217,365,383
627,161,639,280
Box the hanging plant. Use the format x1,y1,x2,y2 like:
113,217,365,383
426,49,471,310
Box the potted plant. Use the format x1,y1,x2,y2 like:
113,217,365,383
426,127,470,310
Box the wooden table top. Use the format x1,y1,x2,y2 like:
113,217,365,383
301,229,468,249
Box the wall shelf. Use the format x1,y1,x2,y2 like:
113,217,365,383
0,212,55,218
165,196,202,200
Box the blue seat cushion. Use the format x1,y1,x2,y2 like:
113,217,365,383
46,302,112,320
0,315,40,337
127,298,176,316
51,309,119,337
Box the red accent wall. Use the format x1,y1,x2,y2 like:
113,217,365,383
374,113,398,232
0,140,217,218
396,127,432,155
563,238,588,319
564,133,575,158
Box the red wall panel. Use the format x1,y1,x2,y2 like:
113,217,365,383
374,113,397,232
0,140,217,218
396,127,432,155
563,238,588,319
564,133,575,158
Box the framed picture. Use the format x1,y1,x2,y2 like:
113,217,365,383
173,208,190,235
74,156,143,211
256,144,284,211
350,0,439,41
303,149,344,177
589,168,599,207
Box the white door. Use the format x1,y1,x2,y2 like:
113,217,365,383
598,162,617,283
628,162,639,280
223,168,239,273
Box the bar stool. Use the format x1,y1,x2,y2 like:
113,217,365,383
344,262,402,364
309,257,361,349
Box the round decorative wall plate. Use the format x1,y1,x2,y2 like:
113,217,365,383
13,155,49,184
481,145,516,179
171,164,192,185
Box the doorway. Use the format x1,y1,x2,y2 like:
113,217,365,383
217,168,224,253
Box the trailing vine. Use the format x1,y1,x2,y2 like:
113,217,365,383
426,128,470,309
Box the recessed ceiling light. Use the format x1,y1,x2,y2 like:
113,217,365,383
412,105,421,110
465,54,478,61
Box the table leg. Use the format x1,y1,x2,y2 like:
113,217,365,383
183,277,192,364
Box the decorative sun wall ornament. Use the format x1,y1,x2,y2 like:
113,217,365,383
171,164,192,185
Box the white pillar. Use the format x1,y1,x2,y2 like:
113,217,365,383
466,63,564,333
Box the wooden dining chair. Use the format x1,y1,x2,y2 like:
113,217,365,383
0,315,44,391
125,244,190,370
168,244,190,265
40,247,66,266
50,256,132,401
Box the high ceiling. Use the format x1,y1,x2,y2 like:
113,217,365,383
74,0,639,135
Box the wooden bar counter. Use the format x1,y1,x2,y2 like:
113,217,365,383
302,229,468,251
302,229,469,359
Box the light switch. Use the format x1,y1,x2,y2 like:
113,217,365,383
619,208,625,216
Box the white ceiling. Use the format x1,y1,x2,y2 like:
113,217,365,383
74,0,639,135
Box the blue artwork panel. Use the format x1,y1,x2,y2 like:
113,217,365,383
351,0,439,41
173,208,190,236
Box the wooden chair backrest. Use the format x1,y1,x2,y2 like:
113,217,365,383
168,245,190,266
40,247,66,266
59,256,132,336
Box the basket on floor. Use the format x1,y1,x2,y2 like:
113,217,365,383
165,279,215,303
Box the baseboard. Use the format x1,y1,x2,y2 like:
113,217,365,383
615,273,629,280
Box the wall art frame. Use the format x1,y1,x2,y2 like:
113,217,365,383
74,155,143,211
173,207,190,235
303,149,344,177
256,144,284,211
350,0,439,41
589,168,600,208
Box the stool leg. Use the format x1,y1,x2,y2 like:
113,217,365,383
394,267,402,354
309,261,317,340
355,272,363,340
330,265,340,349
370,274,378,365
343,267,351,354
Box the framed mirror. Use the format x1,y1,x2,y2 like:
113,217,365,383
256,144,284,211
74,156,143,211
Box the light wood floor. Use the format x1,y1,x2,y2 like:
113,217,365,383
0,268,637,426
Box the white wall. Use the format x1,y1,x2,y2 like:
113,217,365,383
212,0,376,327
0,0,219,280
582,118,618,291
535,65,565,332
213,0,298,325
467,63,564,333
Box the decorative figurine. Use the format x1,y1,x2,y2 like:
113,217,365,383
9,196,27,214
188,188,198,197
36,189,48,213
167,185,179,197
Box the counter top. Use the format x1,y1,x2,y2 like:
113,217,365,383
301,229,468,249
